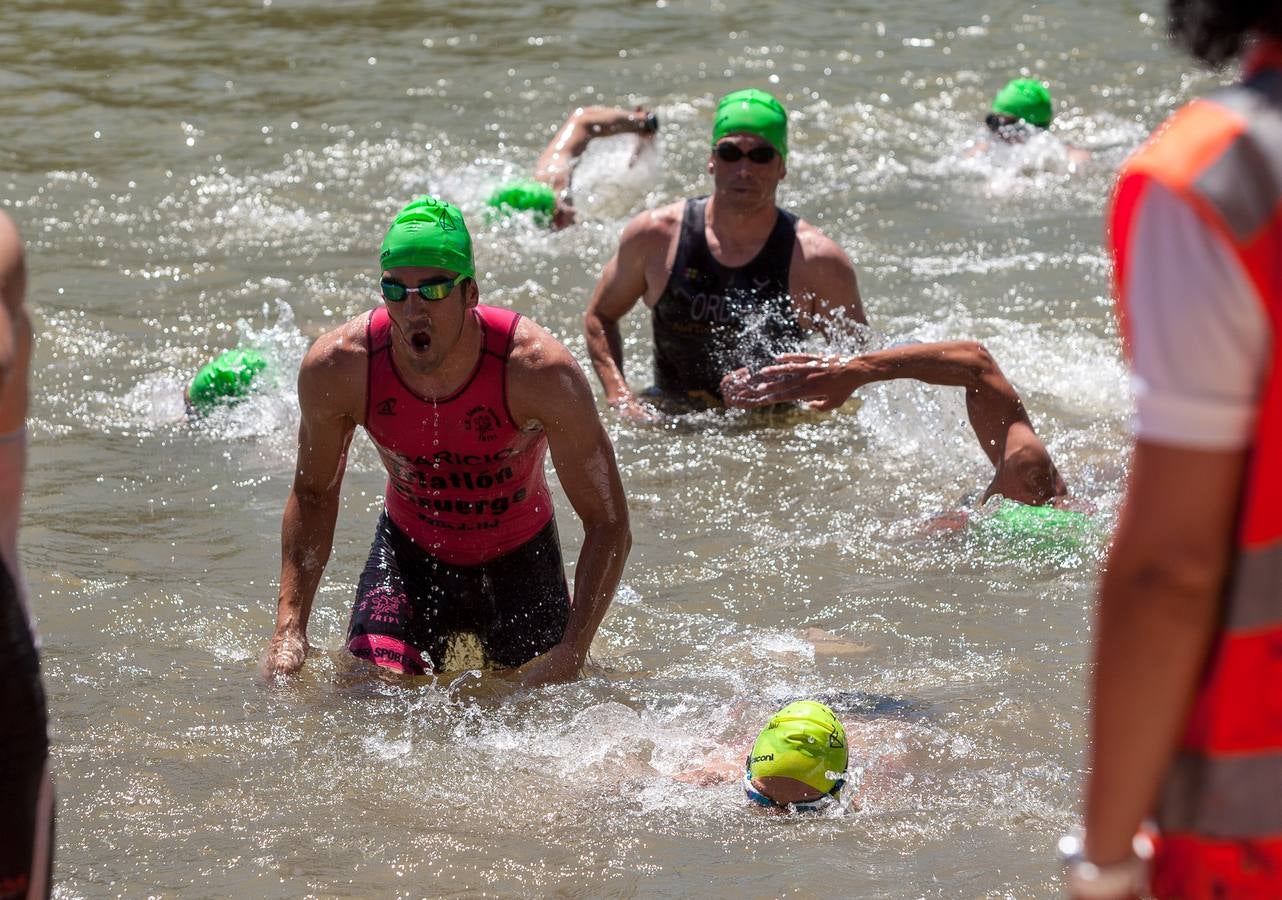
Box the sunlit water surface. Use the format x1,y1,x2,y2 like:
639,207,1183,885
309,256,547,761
3,0,1222,896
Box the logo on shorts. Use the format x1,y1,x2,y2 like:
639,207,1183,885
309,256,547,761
463,405,501,441
377,398,397,416
360,587,406,625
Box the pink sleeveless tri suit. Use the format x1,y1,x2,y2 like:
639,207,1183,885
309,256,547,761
347,304,569,675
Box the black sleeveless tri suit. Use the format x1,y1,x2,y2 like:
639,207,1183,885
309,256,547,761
651,197,803,398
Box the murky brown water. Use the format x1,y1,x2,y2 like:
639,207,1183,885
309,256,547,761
3,0,1223,896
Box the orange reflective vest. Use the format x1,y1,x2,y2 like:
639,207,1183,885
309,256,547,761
1111,41,1282,899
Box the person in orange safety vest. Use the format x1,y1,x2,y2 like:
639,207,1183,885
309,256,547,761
1070,2,1282,898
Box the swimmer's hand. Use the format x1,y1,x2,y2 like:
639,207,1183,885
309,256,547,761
512,642,584,688
262,627,308,676
673,758,740,786
608,392,662,424
721,353,862,411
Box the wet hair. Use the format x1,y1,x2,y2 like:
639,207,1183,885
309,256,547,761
1168,0,1282,67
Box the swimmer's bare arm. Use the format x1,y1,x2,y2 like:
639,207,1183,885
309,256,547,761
534,106,655,193
583,206,676,421
0,212,31,433
790,223,867,337
507,325,631,687
265,323,363,676
721,341,1065,504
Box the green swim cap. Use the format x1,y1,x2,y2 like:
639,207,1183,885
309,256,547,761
991,79,1053,128
976,499,1091,546
485,179,557,227
712,88,788,158
379,195,474,278
747,700,848,795
187,348,269,413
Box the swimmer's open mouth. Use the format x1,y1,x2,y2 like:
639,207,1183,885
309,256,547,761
410,331,431,352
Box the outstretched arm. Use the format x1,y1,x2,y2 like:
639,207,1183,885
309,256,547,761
721,341,1065,505
509,336,631,687
264,334,360,675
534,106,656,193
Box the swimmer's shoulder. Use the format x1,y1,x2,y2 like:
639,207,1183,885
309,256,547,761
792,216,855,269
303,313,370,371
505,315,595,423
618,199,684,254
789,217,860,318
297,313,370,418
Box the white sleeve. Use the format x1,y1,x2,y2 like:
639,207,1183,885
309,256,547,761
1124,182,1270,450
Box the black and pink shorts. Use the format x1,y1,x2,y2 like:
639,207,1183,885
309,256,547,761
346,513,570,675
0,559,53,900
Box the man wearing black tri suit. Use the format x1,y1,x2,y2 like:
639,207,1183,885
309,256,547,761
584,88,867,419
651,196,803,398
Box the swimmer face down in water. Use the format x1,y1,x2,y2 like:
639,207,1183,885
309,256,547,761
979,78,1091,165
486,106,658,230
743,700,850,812
184,347,270,415
676,699,853,812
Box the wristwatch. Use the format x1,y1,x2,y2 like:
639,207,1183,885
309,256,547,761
1058,827,1154,899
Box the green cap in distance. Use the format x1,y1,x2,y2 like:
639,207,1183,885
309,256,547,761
187,347,269,413
747,700,848,795
485,179,557,227
379,196,475,278
712,88,788,157
991,78,1053,128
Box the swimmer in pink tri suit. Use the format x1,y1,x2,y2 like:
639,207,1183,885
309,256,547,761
0,210,54,899
264,196,631,687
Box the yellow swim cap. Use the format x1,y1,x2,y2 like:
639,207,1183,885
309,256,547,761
747,700,848,796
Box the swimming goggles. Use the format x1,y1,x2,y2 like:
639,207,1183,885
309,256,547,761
742,772,845,812
715,142,777,165
984,113,1032,140
380,273,466,302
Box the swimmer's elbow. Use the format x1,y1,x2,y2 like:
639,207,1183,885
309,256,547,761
584,305,617,334
290,478,340,512
614,522,634,563
956,341,997,381
588,511,632,553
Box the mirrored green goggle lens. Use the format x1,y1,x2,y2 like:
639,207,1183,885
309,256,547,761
380,276,461,302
